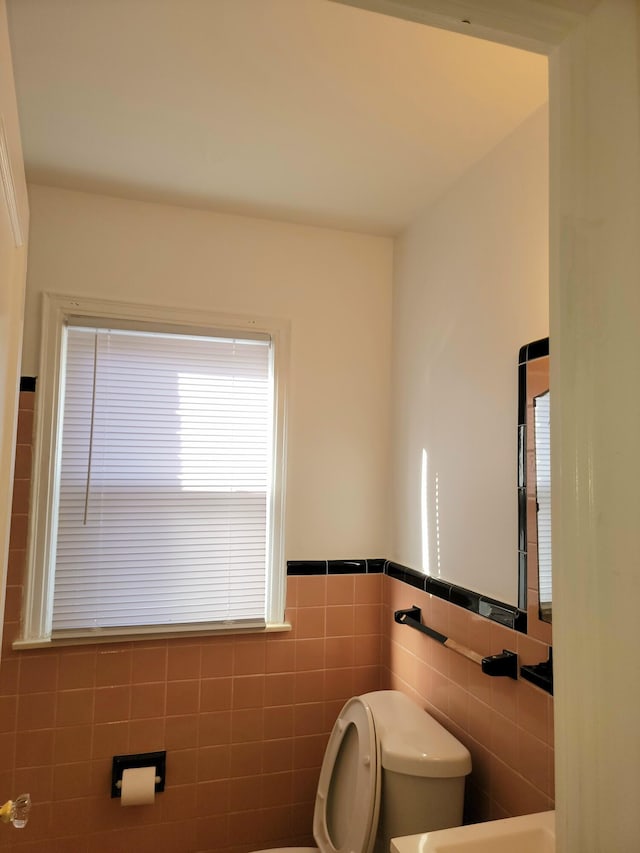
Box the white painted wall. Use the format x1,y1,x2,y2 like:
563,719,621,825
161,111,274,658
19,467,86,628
0,0,28,657
391,106,548,604
22,184,393,560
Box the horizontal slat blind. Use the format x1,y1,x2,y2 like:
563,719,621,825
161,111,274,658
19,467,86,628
534,390,551,608
52,325,272,631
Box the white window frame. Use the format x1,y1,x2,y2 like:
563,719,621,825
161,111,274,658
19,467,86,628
16,293,290,647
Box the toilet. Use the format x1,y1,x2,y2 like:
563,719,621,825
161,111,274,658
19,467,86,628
254,690,471,853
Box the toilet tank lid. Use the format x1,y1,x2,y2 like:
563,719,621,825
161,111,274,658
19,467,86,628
360,691,472,779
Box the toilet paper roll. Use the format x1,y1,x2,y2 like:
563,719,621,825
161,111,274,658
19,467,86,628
120,766,156,806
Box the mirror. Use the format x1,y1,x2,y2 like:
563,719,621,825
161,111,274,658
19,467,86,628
518,338,552,635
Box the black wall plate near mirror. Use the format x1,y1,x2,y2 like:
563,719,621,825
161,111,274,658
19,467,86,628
518,337,552,645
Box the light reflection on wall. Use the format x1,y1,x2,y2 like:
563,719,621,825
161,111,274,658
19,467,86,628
421,448,429,573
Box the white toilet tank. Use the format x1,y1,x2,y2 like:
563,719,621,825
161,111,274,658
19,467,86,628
361,691,472,853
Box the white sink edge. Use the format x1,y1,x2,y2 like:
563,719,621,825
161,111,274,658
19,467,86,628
391,810,555,853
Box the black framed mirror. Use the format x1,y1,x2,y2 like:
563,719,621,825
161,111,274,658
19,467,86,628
518,337,552,639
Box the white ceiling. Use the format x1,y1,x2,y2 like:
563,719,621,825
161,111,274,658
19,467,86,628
7,0,547,236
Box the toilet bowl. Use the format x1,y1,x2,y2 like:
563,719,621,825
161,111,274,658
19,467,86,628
253,690,472,853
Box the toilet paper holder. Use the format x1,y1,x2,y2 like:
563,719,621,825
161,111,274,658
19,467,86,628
111,751,166,798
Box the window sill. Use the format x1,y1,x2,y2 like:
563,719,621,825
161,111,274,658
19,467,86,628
12,621,292,650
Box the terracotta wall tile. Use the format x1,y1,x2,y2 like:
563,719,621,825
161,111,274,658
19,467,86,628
381,576,554,822
3,399,553,847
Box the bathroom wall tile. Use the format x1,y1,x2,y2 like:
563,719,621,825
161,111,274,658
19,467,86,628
166,680,200,716
93,686,130,724
264,673,295,707
230,741,263,777
354,633,380,667
414,658,433,699
53,760,92,800
326,635,354,669
5,405,554,852
233,638,266,675
232,675,265,709
389,641,418,686
355,603,382,635
294,638,324,672
228,808,267,846
18,654,58,694
15,403,34,444
167,644,201,681
169,747,199,785
467,695,492,749
264,705,294,740
229,774,262,811
324,698,346,731
490,676,518,724
447,682,469,731
262,804,294,845
6,547,26,586
518,728,552,795
296,576,327,608
161,782,201,822
490,713,519,770
14,764,54,804
326,574,355,605
200,642,234,679
294,702,326,737
467,612,493,656
18,691,56,730
516,679,549,742
15,727,54,768
130,682,166,720
292,733,326,770
91,721,128,759
8,510,28,550
291,606,325,639
261,737,294,775
198,744,231,783
52,724,92,766
430,641,451,679
352,665,381,695
262,770,293,807
0,694,17,731
165,713,198,750
490,756,551,816
325,605,354,637
231,707,264,743
131,645,167,683
265,639,295,674
355,573,382,604
95,649,132,687
291,766,319,805
448,646,470,690
196,813,230,851
323,668,353,702
58,652,96,690
200,677,233,713
12,444,31,482
50,796,92,839
198,711,232,747
196,778,230,815
294,671,325,704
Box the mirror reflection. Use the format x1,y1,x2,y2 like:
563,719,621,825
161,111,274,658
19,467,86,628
518,338,551,627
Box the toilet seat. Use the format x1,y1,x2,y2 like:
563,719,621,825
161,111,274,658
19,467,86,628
312,696,381,853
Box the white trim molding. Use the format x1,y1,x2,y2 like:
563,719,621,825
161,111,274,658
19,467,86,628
0,115,24,247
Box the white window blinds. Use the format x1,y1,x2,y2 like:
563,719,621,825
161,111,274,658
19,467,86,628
534,390,551,609
52,324,273,632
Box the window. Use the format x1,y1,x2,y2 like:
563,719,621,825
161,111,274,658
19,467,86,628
533,389,551,616
18,295,289,646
